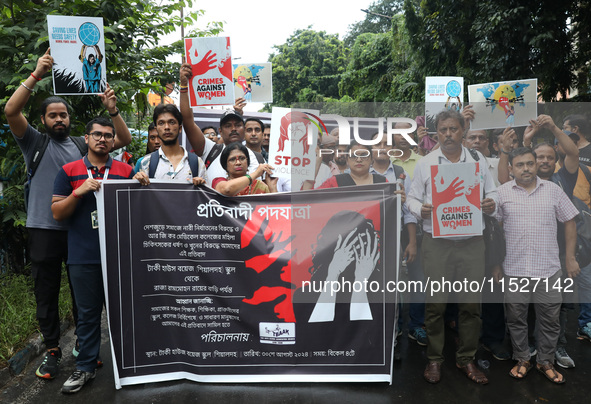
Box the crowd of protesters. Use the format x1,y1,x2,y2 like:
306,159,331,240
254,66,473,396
4,48,591,394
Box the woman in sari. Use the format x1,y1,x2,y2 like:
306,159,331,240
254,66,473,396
213,142,273,196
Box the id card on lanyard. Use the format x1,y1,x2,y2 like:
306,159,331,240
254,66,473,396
88,167,109,229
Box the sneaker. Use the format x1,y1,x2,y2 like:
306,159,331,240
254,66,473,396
483,343,511,361
61,369,96,394
408,327,428,346
555,347,575,368
35,348,62,379
577,323,591,342
72,340,80,357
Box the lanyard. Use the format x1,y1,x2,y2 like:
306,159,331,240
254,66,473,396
87,166,109,181
87,166,109,198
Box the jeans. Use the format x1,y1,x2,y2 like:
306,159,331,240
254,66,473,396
69,264,104,372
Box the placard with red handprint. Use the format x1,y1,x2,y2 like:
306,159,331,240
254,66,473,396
184,37,235,106
430,162,483,237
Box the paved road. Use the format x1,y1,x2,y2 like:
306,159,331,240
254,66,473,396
2,310,591,403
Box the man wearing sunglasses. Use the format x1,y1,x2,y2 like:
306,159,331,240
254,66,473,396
51,117,135,393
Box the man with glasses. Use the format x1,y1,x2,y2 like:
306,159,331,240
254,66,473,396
4,48,131,380
51,117,135,393
133,104,207,186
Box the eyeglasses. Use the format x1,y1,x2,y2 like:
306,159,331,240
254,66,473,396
156,119,179,127
228,155,247,164
89,131,114,141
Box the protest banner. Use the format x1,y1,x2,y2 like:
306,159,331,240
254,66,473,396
425,77,464,133
47,15,106,95
430,162,483,237
468,78,538,129
232,63,273,103
184,37,235,107
96,181,400,387
267,107,321,184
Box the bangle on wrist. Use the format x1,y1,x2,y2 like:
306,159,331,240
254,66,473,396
31,73,42,81
72,189,83,199
179,89,188,94
245,174,252,185
501,149,510,155
108,108,119,117
20,82,34,92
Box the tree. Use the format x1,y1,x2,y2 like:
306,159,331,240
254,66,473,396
403,0,588,101
344,0,403,47
339,14,422,103
268,28,349,108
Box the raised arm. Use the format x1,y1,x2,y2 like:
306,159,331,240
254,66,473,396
4,48,53,138
179,63,205,155
99,83,131,149
538,114,579,174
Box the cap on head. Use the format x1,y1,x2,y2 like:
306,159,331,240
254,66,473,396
220,110,244,127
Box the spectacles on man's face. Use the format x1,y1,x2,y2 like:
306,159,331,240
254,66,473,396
89,131,115,141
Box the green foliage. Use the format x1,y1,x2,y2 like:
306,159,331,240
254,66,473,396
344,0,402,47
0,130,27,274
403,0,590,101
0,271,73,367
268,28,349,107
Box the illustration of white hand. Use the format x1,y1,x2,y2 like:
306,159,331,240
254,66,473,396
326,230,357,280
353,230,379,281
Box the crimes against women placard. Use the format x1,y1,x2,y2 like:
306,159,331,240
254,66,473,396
96,181,399,387
430,162,483,237
184,37,235,106
47,15,106,95
267,107,320,184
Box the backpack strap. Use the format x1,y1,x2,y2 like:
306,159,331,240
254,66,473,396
372,174,388,183
148,151,160,178
204,144,224,168
187,152,200,177
468,148,480,161
70,136,88,156
253,151,265,164
27,133,50,180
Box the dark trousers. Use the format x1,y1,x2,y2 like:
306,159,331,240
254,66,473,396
69,264,103,372
29,228,77,349
481,264,506,347
422,234,485,365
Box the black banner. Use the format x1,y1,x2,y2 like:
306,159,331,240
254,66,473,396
97,181,400,387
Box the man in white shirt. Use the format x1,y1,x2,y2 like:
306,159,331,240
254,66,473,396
133,104,206,185
407,109,497,385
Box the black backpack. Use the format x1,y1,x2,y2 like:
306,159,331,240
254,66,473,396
24,134,87,210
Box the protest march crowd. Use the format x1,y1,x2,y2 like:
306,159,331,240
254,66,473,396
4,46,591,394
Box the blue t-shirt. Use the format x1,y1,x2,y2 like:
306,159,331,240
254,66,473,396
53,156,134,264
